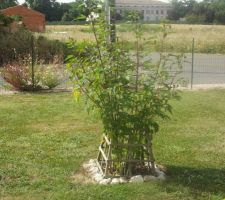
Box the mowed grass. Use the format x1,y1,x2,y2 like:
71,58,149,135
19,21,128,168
39,24,225,54
0,90,225,200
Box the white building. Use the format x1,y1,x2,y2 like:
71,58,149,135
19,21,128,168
115,0,171,22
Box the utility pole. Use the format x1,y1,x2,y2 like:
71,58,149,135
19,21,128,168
110,0,116,43
105,0,116,43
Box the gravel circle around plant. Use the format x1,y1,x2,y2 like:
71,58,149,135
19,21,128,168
81,159,166,185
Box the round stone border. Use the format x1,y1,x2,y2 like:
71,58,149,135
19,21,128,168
82,159,166,185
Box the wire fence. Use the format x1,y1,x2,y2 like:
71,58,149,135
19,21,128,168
183,39,225,89
182,52,225,88
0,38,225,93
144,38,225,89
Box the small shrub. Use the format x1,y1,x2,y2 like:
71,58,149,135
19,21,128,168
1,56,42,91
40,63,64,89
0,28,32,66
0,13,14,27
1,55,64,91
0,28,68,67
35,36,68,64
186,14,206,24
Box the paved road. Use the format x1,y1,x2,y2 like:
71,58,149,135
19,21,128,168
148,53,225,85
0,53,225,89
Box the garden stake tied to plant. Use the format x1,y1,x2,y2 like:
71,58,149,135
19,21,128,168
67,9,184,179
97,133,157,178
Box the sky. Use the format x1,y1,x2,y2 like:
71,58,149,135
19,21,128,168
17,0,173,5
17,0,74,4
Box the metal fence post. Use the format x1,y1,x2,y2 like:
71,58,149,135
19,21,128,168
191,38,195,89
31,35,35,91
105,0,116,43
105,0,110,43
110,0,116,43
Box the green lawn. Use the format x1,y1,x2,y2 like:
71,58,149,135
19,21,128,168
0,90,224,200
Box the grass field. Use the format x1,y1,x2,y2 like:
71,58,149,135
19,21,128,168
39,24,225,54
0,90,225,200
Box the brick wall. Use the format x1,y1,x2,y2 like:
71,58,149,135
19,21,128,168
0,6,45,32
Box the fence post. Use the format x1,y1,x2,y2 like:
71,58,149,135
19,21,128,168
105,0,116,43
191,38,195,89
105,0,110,43
110,0,116,43
31,35,35,91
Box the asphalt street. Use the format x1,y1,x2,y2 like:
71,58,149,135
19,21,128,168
0,53,225,89
148,53,225,85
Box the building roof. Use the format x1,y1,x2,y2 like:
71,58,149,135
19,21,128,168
0,5,45,17
115,0,170,5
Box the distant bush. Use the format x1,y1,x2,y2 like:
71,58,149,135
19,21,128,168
1,56,42,91
0,27,68,66
40,59,65,89
117,23,162,33
186,14,206,24
35,36,67,64
0,13,14,27
1,55,65,91
41,69,61,89
47,21,87,25
0,28,31,65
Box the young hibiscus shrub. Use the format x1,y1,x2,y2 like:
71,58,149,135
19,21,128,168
1,55,65,91
1,55,42,91
67,13,184,177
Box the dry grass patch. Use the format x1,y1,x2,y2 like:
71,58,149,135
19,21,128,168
40,24,225,54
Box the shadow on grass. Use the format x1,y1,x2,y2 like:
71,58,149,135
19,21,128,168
164,165,225,196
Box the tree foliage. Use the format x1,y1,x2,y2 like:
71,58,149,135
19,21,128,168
61,0,102,21
168,0,196,20
0,13,14,27
0,0,18,9
23,0,102,22
24,0,63,21
67,13,184,177
168,0,225,24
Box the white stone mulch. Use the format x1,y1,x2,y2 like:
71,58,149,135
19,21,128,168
82,159,166,185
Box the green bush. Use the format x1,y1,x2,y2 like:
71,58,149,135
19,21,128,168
67,13,184,177
186,14,206,24
0,13,14,27
0,28,32,65
35,36,68,64
0,28,68,66
1,55,64,91
40,62,65,89
1,56,42,91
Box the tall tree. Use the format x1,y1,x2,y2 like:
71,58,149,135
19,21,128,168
211,0,225,23
0,0,18,9
61,0,102,22
61,1,84,21
168,0,188,20
188,0,225,24
168,0,225,24
25,0,66,21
